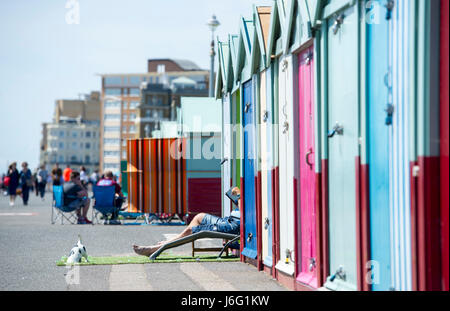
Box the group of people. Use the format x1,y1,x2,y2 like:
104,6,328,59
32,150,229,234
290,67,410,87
3,161,241,252
3,162,33,206
2,162,124,225
50,164,100,188
62,169,125,224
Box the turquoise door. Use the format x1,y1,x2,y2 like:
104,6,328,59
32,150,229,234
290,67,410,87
367,0,392,291
324,4,359,291
242,80,257,259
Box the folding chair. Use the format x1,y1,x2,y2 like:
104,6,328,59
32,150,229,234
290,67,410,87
149,231,240,260
91,186,122,225
51,185,81,225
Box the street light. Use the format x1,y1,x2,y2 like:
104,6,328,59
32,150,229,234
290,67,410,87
207,14,220,97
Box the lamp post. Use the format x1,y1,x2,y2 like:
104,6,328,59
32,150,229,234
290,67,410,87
207,14,220,97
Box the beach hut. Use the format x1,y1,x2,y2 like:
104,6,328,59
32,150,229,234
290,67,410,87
229,33,242,193
411,0,443,291
266,0,324,291
179,97,222,222
440,0,449,292
318,0,361,291
285,0,323,290
216,39,233,217
263,0,286,281
253,4,274,275
365,0,394,291
232,14,261,265
274,0,299,285
364,0,445,291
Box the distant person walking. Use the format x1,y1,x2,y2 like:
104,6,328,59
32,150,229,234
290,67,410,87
19,162,32,206
89,170,99,186
63,165,72,183
80,166,89,188
7,162,19,206
37,165,48,200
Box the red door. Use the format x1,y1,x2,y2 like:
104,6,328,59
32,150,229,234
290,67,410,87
296,46,317,288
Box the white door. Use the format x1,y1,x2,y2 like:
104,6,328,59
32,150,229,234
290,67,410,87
276,55,295,276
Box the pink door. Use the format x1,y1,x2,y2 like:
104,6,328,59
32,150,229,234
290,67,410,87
297,46,317,288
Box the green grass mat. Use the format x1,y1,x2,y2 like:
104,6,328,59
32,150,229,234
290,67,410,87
56,254,239,266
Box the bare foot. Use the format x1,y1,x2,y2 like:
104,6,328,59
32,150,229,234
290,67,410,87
132,244,159,257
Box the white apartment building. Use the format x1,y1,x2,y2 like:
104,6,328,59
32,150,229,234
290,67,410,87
44,118,100,173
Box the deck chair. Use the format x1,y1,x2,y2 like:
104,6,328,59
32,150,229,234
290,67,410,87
51,185,82,225
92,186,124,225
149,231,240,260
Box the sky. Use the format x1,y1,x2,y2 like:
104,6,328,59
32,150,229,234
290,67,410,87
0,0,273,172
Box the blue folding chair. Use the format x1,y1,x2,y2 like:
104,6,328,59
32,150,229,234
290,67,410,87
92,186,122,225
51,185,82,225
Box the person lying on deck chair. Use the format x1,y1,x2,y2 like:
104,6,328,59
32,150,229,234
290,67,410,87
132,187,241,257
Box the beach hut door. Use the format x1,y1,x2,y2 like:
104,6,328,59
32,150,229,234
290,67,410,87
222,94,232,217
242,80,257,259
367,0,392,291
324,5,359,291
297,46,317,287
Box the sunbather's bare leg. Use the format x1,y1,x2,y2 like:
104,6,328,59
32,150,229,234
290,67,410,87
132,244,159,256
133,213,208,255
155,213,206,245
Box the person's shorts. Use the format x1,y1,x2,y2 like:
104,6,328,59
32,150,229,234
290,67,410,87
67,198,88,209
192,214,240,235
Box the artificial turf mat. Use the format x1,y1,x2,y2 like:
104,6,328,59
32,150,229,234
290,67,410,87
56,253,239,266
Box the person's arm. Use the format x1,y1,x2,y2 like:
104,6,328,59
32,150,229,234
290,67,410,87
75,185,88,198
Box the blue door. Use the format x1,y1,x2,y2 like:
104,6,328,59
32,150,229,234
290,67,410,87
242,80,257,259
367,0,391,291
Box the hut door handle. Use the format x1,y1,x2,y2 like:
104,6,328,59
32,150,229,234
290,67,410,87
332,14,344,35
328,123,344,138
283,121,289,134
306,149,313,170
309,258,316,272
245,103,251,113
385,0,395,20
384,71,394,125
330,266,346,282
247,233,253,243
305,52,313,65
220,157,228,165
264,217,270,230
263,110,269,123
385,104,394,126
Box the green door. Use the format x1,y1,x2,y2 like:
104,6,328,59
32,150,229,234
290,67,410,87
324,4,359,291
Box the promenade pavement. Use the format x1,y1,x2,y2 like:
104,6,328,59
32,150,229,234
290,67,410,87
0,190,288,291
